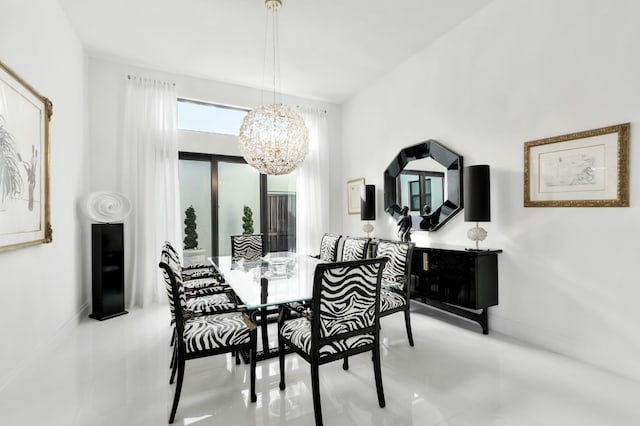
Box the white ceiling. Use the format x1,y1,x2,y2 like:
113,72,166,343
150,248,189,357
60,0,492,103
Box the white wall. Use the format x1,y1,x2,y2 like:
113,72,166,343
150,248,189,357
340,0,640,381
0,0,87,389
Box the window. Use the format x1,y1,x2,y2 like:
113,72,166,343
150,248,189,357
177,99,248,136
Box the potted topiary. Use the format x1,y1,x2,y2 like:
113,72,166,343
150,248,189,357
182,205,206,266
242,205,254,234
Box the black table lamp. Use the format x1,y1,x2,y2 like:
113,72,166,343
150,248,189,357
463,165,491,250
361,185,375,237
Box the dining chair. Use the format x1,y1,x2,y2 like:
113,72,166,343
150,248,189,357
340,236,370,261
375,239,416,346
230,234,264,261
159,252,257,424
278,258,388,426
160,246,240,315
163,240,214,278
287,234,352,315
162,241,230,297
161,245,242,366
317,233,342,261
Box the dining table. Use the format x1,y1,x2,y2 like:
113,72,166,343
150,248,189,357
209,252,324,360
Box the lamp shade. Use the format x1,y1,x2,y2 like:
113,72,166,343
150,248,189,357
360,185,376,221
463,165,491,222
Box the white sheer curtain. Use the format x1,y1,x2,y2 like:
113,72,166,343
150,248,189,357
121,76,181,308
296,108,329,256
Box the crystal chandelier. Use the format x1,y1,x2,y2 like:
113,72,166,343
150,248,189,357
239,0,309,176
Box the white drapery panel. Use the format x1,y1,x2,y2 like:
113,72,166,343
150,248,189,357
296,108,329,256
121,76,181,308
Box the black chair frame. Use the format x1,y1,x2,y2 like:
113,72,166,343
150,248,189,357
375,238,416,347
278,258,388,426
159,258,257,424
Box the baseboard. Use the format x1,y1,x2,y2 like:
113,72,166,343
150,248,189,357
0,302,90,392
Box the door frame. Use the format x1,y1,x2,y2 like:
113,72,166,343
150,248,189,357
179,152,267,256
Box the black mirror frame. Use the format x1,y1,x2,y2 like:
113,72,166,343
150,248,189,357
384,140,463,231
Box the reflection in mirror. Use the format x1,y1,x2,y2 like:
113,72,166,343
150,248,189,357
384,140,463,231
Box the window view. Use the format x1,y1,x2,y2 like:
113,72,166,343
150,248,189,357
177,99,248,136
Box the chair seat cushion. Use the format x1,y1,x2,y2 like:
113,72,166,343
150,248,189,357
186,293,237,313
183,312,250,353
186,286,230,298
280,317,374,357
182,269,215,280
380,288,406,313
182,263,211,271
183,277,226,290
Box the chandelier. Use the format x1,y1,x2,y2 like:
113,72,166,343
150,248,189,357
239,0,309,176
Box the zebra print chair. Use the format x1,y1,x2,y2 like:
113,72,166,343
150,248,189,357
340,236,370,261
161,245,241,357
317,233,341,261
230,234,264,262
163,240,213,278
287,235,364,318
160,248,239,316
278,258,388,426
375,239,415,346
162,241,229,297
159,253,257,424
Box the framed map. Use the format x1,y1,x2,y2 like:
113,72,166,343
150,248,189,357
524,123,629,207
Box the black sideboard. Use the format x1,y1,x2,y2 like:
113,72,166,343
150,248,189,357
410,244,501,334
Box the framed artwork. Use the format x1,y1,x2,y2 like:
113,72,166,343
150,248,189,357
0,59,53,252
524,123,629,207
347,177,365,215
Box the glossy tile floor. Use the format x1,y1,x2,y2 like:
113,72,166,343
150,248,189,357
2,302,640,425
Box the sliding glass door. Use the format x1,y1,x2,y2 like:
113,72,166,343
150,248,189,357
178,153,296,256
178,159,213,257
217,160,261,256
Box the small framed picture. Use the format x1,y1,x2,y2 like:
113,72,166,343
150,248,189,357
347,177,365,215
524,123,629,207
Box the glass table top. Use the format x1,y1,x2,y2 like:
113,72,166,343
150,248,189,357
209,253,324,310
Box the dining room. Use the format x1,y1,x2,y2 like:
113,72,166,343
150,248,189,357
2,0,640,425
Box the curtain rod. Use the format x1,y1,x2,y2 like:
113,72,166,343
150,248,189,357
127,74,175,87
296,105,327,114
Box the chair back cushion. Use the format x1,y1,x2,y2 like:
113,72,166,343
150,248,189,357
319,234,341,262
341,237,369,261
313,258,385,342
376,240,413,290
159,248,188,319
231,234,263,261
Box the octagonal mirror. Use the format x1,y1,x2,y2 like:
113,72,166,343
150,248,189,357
384,140,463,231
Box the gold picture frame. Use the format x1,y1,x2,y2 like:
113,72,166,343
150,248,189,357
524,123,629,207
0,59,53,252
347,177,365,215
